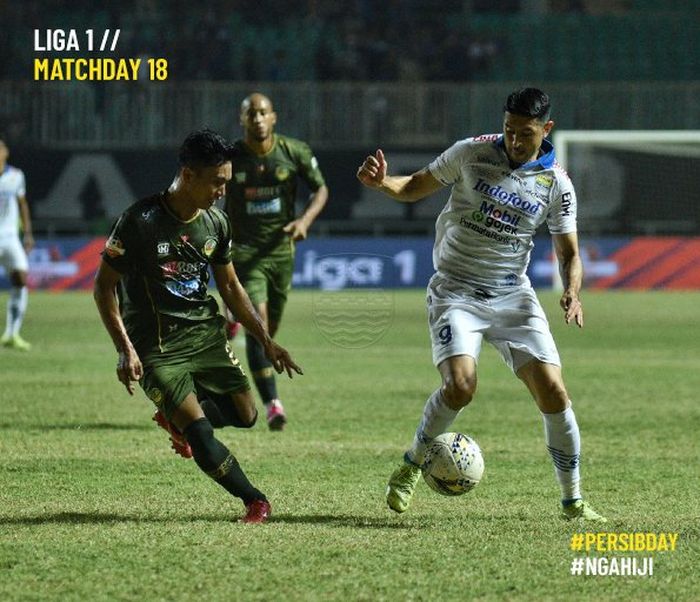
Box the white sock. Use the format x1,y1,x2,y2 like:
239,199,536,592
5,286,28,337
542,405,582,502
407,389,461,466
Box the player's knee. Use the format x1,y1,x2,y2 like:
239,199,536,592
537,380,569,412
239,408,258,429
184,418,218,465
10,271,27,287
183,418,232,474
184,417,215,447
442,375,476,408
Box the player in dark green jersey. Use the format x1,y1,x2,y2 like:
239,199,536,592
94,129,302,524
225,92,328,431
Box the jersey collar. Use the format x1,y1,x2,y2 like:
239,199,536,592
242,134,278,157
160,191,202,224
496,136,555,170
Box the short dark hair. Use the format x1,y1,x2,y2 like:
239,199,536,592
504,88,551,122
178,128,231,170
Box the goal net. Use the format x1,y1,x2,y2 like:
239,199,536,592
552,130,700,236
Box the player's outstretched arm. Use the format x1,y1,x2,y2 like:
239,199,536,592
553,232,584,328
93,261,143,394
213,263,303,378
356,149,443,202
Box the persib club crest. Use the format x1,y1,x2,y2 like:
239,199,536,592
203,238,217,257
535,174,553,188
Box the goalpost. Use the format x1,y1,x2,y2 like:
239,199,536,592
549,130,700,289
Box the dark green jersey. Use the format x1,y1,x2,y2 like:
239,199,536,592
103,192,233,349
225,134,325,260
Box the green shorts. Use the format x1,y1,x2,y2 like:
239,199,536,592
139,316,250,420
235,254,293,325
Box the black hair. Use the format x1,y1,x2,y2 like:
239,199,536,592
178,128,231,170
504,88,551,122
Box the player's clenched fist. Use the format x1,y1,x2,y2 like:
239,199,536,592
357,149,387,188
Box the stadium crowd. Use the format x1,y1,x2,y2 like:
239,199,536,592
5,1,692,84
2,0,637,82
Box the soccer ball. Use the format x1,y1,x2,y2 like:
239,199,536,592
422,432,484,496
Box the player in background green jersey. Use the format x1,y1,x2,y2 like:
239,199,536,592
94,129,302,523
225,93,328,431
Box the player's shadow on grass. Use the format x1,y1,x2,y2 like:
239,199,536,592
1,512,235,525
1,513,142,525
0,423,152,431
1,512,417,529
268,513,417,529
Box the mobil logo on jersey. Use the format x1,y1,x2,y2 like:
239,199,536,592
472,201,521,234
472,178,542,215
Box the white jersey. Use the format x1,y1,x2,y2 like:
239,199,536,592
428,134,576,293
0,165,26,240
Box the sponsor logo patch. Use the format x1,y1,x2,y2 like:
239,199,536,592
166,279,200,298
535,174,553,188
161,261,202,276
561,192,573,216
157,242,170,255
275,165,290,181
203,238,217,257
472,178,542,215
105,236,125,257
247,197,282,215
147,388,163,406
471,201,520,234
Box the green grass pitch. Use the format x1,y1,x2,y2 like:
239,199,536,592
1,290,698,601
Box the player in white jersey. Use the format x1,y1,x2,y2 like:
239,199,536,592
0,138,34,351
357,88,606,522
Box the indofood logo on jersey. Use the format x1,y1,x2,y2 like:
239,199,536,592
473,179,541,215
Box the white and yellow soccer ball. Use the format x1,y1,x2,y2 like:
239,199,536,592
422,432,484,496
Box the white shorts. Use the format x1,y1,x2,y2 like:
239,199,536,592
427,273,561,372
0,237,29,273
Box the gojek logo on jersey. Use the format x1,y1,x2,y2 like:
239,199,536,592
473,178,541,215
